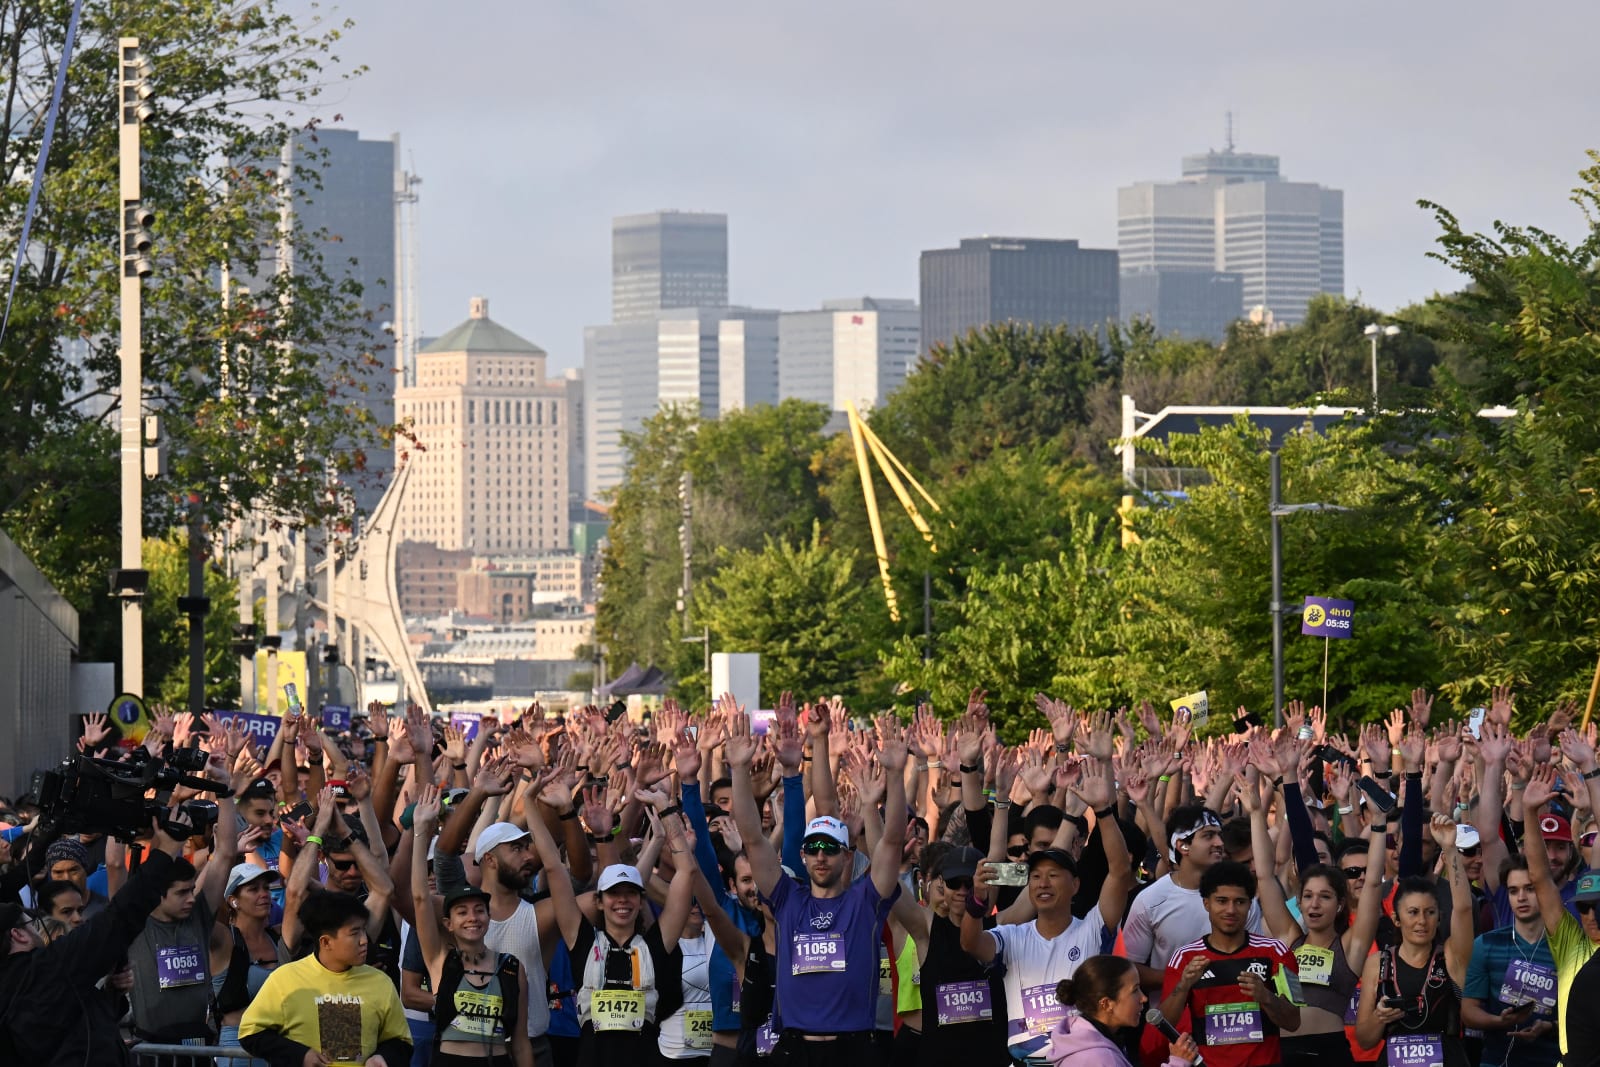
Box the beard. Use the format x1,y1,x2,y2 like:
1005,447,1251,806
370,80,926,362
493,861,531,893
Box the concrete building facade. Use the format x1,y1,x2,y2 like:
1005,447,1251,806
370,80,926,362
778,298,920,416
717,310,780,415
1118,147,1343,327
612,211,728,322
396,297,568,555
1119,269,1245,343
919,238,1119,356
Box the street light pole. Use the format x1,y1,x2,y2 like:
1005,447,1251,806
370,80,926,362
1269,446,1284,727
1363,323,1400,410
117,38,155,696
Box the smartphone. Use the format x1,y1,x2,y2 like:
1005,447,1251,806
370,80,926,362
1357,776,1397,814
280,802,312,823
1382,996,1407,1010
687,725,699,739
1468,707,1486,740
1315,745,1359,770
986,861,1029,887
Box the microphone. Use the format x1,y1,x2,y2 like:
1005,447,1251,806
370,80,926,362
1145,1009,1203,1067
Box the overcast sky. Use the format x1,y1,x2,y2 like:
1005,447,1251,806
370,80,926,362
296,0,1600,372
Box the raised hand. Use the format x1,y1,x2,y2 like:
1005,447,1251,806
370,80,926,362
827,697,850,736
1478,721,1512,765
1136,699,1162,737
775,690,798,728
1427,811,1457,852
1522,763,1561,811
1530,724,1553,766
1069,759,1114,811
993,747,1021,804
1560,727,1597,772
1385,708,1406,748
388,720,416,766
474,755,514,798
1488,684,1514,727
966,687,990,725
1409,687,1434,729
1018,748,1052,800
1125,769,1151,806
723,710,756,767
671,725,702,780
1550,699,1579,736
1359,722,1391,768
413,782,442,830
345,763,372,802
1436,728,1463,764
173,712,196,748
580,782,615,837
842,748,887,806
1397,725,1426,773
1054,754,1084,793
152,708,177,742
441,725,468,765
771,716,804,773
877,714,909,773
1326,760,1353,804
368,705,390,740
81,711,112,747
1084,709,1114,761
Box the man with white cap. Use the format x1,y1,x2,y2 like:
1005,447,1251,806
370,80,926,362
1123,803,1263,992
725,703,907,1067
472,819,558,1067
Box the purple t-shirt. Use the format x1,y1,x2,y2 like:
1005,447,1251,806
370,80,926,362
765,872,898,1035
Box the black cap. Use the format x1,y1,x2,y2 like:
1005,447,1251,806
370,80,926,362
934,846,984,883
441,884,492,913
240,778,276,801
1027,847,1079,876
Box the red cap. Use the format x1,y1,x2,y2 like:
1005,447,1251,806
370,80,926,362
1539,814,1572,843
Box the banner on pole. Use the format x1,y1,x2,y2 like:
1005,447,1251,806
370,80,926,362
322,704,352,731
1170,691,1210,724
1300,596,1355,638
450,712,483,742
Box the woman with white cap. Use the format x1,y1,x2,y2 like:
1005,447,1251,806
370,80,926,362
210,860,290,1067
411,784,536,1067
527,779,696,1067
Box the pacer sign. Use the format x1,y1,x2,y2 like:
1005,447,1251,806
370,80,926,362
1301,596,1354,638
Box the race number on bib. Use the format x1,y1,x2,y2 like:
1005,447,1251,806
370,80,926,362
1203,1002,1263,1045
755,1019,778,1056
792,932,847,974
685,1010,714,1049
590,989,646,1032
1294,944,1333,986
1015,982,1067,1036
1386,1033,1445,1067
935,980,993,1025
155,944,207,988
1499,958,1558,1010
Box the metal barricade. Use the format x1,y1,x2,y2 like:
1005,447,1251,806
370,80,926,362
128,1042,256,1067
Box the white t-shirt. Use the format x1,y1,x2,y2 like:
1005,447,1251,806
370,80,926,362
486,898,550,1038
657,930,713,1059
1121,873,1263,971
988,909,1115,1048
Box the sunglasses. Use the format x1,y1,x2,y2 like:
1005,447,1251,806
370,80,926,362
328,857,359,872
1459,846,1482,858
1579,901,1597,915
1341,866,1368,880
1007,845,1028,858
943,878,973,892
800,841,844,857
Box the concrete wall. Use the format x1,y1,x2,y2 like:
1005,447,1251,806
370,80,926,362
0,528,80,800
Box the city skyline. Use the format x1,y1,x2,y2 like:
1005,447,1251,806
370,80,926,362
288,0,1600,374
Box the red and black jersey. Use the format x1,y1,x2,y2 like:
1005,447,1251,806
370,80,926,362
1162,934,1299,1067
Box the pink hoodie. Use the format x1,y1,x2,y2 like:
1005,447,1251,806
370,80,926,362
1044,1012,1192,1067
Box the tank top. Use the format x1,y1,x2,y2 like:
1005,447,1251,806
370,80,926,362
1378,946,1469,1067
895,932,922,1016
918,913,1007,1067
736,919,777,1062
657,930,713,1059
1291,932,1359,1020
213,924,289,1017
434,949,520,1048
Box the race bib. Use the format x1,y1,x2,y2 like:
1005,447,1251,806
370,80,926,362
879,953,892,996
731,976,742,1014
936,980,993,1025
1295,945,1334,986
1344,987,1360,1027
1499,958,1558,1010
1203,1002,1263,1045
155,944,207,988
756,1019,778,1056
590,989,646,1032
792,932,846,975
1386,1033,1445,1067
451,989,505,1039
1017,982,1067,1036
685,1010,714,1049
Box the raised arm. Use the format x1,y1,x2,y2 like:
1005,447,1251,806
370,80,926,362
805,699,840,817
282,785,337,952
525,780,583,949
1072,758,1133,929
1343,806,1391,962
196,742,244,916
646,795,696,950
1241,769,1301,945
1521,765,1571,935
725,700,783,896
1475,722,1512,893
1430,813,1475,987
409,784,448,987
871,715,910,902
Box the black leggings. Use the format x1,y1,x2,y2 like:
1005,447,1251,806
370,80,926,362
1281,1031,1355,1067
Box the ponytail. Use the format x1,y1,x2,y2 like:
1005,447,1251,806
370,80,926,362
1057,955,1138,1017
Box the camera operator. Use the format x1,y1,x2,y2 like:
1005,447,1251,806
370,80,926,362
0,811,200,1066
124,744,252,1054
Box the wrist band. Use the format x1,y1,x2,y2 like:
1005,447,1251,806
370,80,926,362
1055,743,1071,755
928,760,943,770
960,762,982,774
586,832,608,845
660,804,683,818
1584,768,1600,781
1405,771,1422,781
1063,812,1088,835
559,809,579,821
964,891,987,919
1093,805,1117,823
1338,804,1354,815
305,835,323,848
453,762,467,771
307,757,323,765
994,800,1012,810
1158,774,1172,783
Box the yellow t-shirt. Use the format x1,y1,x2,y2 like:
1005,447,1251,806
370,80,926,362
239,954,410,1067
1549,911,1599,1056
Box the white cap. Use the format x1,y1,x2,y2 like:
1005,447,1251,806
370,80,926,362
225,862,279,896
474,822,531,862
1456,824,1482,851
598,863,643,892
802,815,850,847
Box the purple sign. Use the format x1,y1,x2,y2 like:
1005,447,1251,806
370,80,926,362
1300,596,1354,639
450,712,483,742
215,711,280,746
322,704,352,731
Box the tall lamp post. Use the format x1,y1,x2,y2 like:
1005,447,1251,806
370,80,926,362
1363,323,1400,409
115,38,155,695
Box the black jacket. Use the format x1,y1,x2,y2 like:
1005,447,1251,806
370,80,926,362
0,847,179,1067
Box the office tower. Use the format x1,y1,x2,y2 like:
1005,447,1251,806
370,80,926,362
1118,144,1344,327
1120,269,1245,343
585,307,739,498
283,128,398,515
395,297,568,554
919,238,1119,356
611,211,728,321
558,368,586,509
718,310,780,415
778,298,920,417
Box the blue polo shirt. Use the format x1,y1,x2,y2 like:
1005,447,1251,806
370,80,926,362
1463,925,1560,1067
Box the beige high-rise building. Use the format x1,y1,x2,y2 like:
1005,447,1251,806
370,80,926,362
397,297,568,554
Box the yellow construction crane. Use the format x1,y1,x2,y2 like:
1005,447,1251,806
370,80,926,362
845,401,945,622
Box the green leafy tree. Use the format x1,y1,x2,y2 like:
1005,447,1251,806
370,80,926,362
142,530,241,708
0,1,385,665
691,522,887,705
1406,156,1600,709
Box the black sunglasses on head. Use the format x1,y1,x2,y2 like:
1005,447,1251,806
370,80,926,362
801,841,844,856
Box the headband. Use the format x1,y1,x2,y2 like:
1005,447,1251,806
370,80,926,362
1168,811,1223,863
